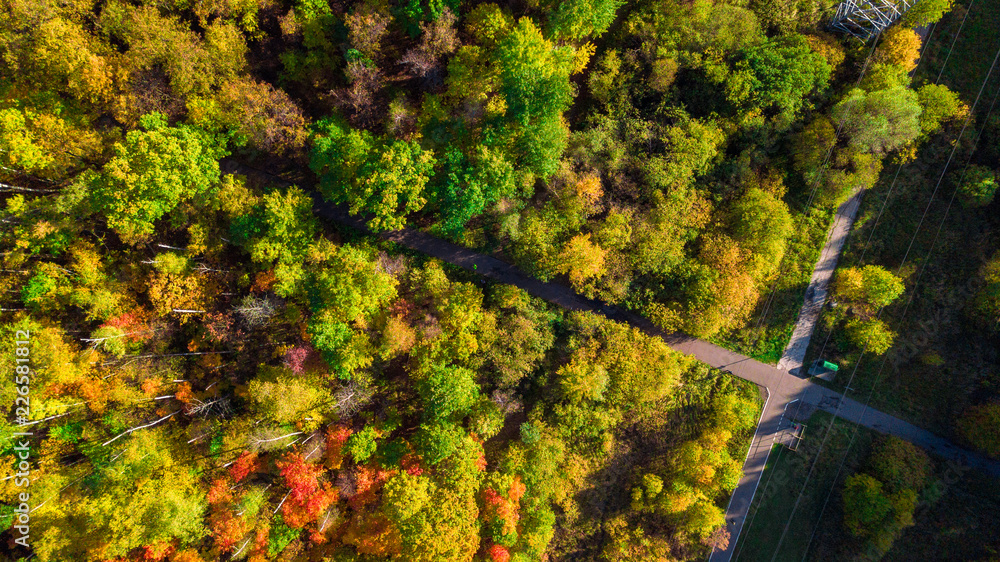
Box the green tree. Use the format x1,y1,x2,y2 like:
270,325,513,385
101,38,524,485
542,0,625,41
34,431,206,560
728,34,831,116
346,425,379,462
433,146,516,235
555,233,608,292
630,473,664,512
311,119,436,231
247,186,318,263
414,420,466,464
958,402,1000,458
307,317,374,379
867,437,930,494
355,140,437,231
972,251,1000,331
845,318,896,355
834,265,905,309
900,0,953,26
646,117,725,190
417,364,480,421
917,83,966,135
792,116,837,184
842,473,893,537
728,187,794,279
382,471,435,522
308,245,398,323
831,86,922,154
956,165,998,208
493,17,576,177
468,396,504,439
820,148,884,206
680,500,726,540
87,113,226,243
247,367,332,429
0,108,53,174
557,355,609,403
482,305,556,390
842,471,918,553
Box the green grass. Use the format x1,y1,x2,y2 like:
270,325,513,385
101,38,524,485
764,443,782,470
800,0,1000,436
732,411,875,562
918,0,1000,102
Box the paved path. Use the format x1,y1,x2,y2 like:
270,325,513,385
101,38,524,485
777,190,864,375
306,199,1000,552
303,197,1000,561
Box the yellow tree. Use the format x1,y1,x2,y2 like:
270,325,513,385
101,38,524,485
874,27,922,72
555,233,607,293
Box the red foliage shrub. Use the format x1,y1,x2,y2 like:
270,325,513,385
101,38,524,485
103,311,151,341
252,270,277,292
175,382,194,404
208,509,248,551
169,549,205,562
207,477,232,505
482,476,525,538
326,426,352,470
277,453,338,528
487,544,510,562
283,345,313,374
349,465,395,511
342,513,402,556
229,451,260,483
401,453,424,476
140,542,173,561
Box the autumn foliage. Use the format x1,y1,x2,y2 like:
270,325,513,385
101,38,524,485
277,453,338,528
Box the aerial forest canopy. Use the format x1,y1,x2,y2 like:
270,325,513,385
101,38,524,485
2,0,997,560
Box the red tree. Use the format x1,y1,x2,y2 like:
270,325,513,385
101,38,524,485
229,451,260,482
488,544,510,562
277,453,338,528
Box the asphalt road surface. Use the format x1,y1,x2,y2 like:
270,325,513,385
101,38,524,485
213,154,1000,562
778,190,864,375
307,200,1000,561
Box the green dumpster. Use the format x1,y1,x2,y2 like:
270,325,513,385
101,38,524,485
822,361,839,372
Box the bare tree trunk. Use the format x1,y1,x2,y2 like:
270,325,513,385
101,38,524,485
102,411,178,446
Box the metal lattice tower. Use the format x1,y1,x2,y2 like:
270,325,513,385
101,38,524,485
830,0,915,41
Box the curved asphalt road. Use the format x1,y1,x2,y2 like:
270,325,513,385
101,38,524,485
225,24,962,553
307,201,1000,561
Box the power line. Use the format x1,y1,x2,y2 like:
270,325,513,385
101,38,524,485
730,29,894,560
811,12,949,372
735,18,944,558
768,36,1000,562
799,76,1000,561
935,0,977,84
738,30,888,353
